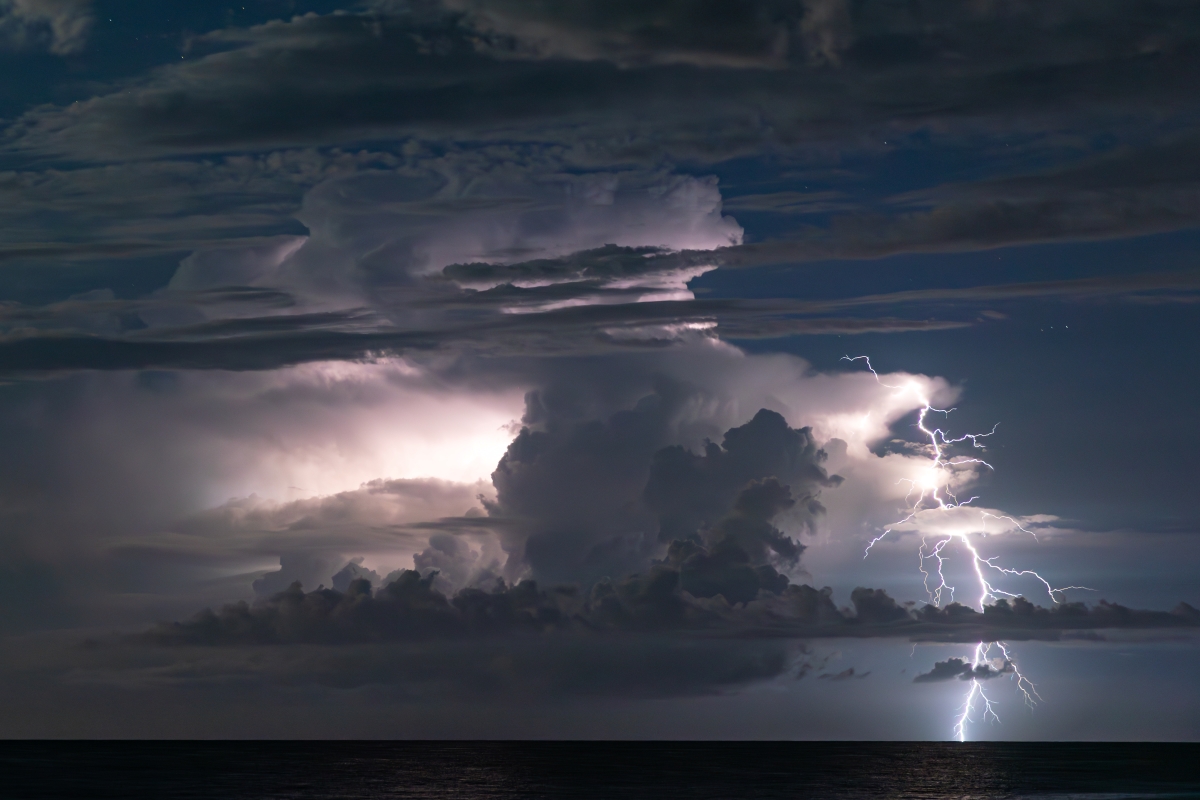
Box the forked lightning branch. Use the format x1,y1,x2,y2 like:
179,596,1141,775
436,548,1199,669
844,356,1093,741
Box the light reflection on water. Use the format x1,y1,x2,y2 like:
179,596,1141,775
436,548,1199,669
4,742,1199,799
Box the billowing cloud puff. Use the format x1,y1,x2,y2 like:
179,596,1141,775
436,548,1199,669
646,408,842,544
487,383,841,585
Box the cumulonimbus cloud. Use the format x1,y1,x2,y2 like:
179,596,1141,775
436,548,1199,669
140,393,1200,651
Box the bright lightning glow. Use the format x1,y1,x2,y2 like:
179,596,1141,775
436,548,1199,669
954,643,997,743
844,355,1093,741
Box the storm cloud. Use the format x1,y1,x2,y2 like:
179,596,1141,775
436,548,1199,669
1,0,1199,739
485,391,841,586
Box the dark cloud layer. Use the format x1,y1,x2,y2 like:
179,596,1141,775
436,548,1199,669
3,265,1194,375
913,657,1013,683
147,570,1200,648
818,667,869,681
11,2,1200,159
434,0,815,69
449,237,1200,295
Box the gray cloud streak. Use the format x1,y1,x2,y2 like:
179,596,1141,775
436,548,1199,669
8,3,1200,161
2,264,1193,374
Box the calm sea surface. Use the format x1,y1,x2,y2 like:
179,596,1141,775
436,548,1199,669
3,742,1198,800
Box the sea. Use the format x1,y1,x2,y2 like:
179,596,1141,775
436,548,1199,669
3,741,1199,799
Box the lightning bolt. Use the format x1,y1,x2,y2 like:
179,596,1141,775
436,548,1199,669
844,355,1093,741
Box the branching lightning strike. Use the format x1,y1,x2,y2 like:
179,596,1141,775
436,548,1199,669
844,356,1092,741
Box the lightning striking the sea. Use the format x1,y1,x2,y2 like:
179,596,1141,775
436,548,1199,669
844,356,1092,741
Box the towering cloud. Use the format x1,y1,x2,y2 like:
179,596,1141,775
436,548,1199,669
0,0,1197,740
488,389,840,585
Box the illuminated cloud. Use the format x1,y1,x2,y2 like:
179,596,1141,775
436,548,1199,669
0,0,1198,740
272,167,742,304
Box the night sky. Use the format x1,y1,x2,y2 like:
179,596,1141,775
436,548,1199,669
1,0,1198,740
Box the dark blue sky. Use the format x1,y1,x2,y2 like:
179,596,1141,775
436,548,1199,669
0,0,1198,740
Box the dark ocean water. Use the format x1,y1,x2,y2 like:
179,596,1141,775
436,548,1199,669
3,742,1199,800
